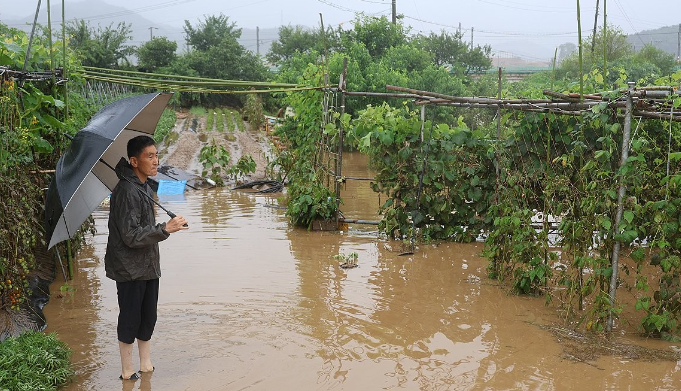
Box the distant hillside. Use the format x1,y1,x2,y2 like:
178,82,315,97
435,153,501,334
628,24,680,56
2,0,279,60
4,0,178,49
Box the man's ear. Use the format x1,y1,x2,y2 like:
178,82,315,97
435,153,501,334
129,156,138,168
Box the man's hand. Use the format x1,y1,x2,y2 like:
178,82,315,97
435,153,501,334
166,215,189,233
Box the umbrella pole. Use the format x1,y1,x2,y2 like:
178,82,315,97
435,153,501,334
123,174,179,219
99,159,187,225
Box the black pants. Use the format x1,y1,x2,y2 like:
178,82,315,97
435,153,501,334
116,279,159,344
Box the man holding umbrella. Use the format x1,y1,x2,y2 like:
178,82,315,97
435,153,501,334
105,135,188,380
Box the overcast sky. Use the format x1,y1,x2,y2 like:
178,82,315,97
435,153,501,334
3,0,680,61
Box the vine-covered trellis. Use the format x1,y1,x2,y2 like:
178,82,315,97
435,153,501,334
319,64,681,336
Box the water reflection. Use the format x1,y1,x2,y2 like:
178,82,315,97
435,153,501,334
287,230,503,389
42,152,681,391
120,371,152,391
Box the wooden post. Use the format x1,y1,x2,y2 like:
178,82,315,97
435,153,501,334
607,81,635,332
392,0,397,24
591,0,600,54
335,58,348,227
471,27,474,49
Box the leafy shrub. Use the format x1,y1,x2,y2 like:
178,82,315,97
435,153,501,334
199,141,230,186
243,93,264,131
285,160,337,228
0,331,73,391
228,155,256,183
350,102,495,242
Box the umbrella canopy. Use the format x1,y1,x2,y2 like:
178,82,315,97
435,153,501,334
45,92,173,250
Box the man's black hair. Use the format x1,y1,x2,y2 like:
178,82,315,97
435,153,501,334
127,135,156,158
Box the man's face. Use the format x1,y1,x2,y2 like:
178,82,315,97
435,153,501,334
130,144,158,181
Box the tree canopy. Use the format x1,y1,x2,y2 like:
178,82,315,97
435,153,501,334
65,20,135,68
137,37,177,72
181,14,268,82
266,25,332,65
557,24,677,84
270,15,492,119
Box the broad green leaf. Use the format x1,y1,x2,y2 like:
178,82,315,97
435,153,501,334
623,210,634,224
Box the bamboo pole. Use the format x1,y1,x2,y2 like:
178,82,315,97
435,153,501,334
21,0,42,88
592,0,600,54
320,13,330,87
577,0,584,100
607,81,635,332
344,91,429,99
82,66,299,87
62,0,68,120
496,67,502,192
47,0,55,83
345,86,680,119
81,74,317,94
603,0,607,90
81,69,299,88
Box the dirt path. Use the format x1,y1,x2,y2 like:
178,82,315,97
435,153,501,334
158,110,273,185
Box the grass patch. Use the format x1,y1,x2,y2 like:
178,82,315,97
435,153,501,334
153,108,177,144
206,110,215,132
233,110,245,132
225,109,234,131
0,331,73,391
189,106,207,116
215,108,224,132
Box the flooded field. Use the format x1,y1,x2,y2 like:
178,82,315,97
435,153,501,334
44,154,681,391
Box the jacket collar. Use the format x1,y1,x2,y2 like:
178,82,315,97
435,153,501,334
114,157,144,186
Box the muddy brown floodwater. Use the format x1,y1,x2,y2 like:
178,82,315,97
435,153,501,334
45,153,681,391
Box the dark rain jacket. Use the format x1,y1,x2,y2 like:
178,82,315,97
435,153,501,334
104,158,170,282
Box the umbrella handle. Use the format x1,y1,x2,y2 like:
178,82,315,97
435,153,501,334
166,210,189,227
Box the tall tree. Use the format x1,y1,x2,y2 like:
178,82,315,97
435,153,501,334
633,44,676,76
557,42,577,64
591,25,632,61
267,25,319,65
181,14,267,81
184,14,239,52
137,37,177,72
415,30,491,74
65,20,135,68
342,15,408,58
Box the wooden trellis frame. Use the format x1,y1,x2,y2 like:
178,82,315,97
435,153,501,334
335,74,681,332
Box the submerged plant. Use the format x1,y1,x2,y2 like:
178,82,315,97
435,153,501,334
334,252,359,269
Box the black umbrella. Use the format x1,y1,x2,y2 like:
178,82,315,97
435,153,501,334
44,92,176,250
